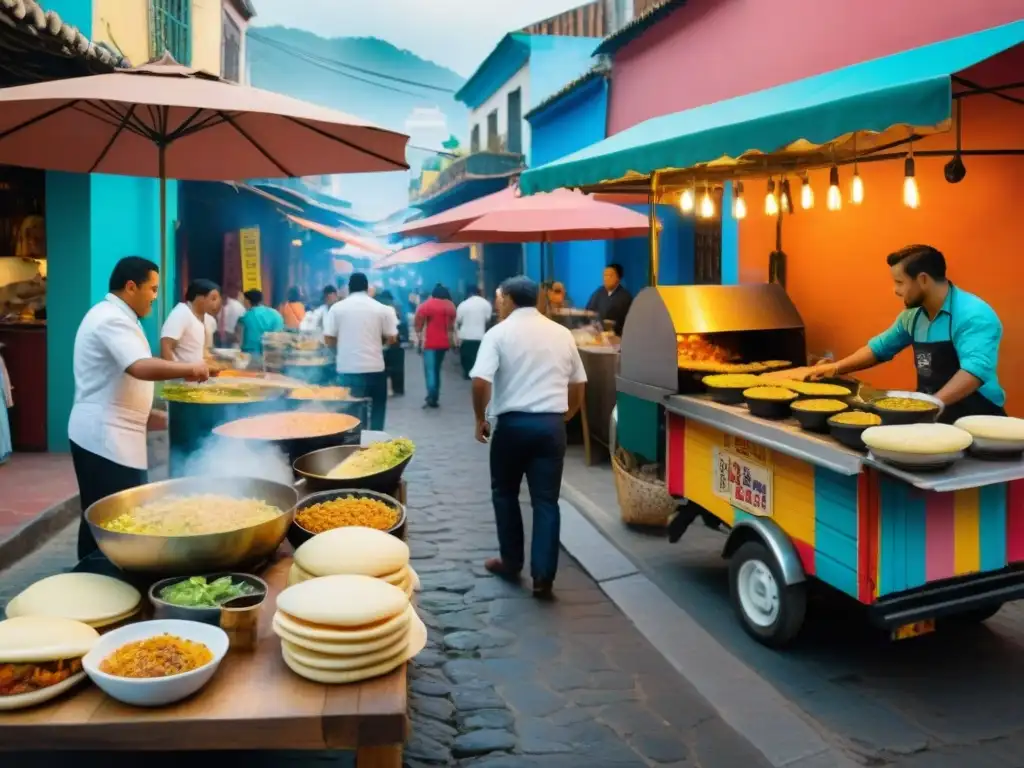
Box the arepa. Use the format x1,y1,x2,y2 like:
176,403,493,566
5,573,141,626
862,423,973,455
292,526,409,578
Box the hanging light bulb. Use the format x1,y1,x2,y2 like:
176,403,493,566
903,154,919,209
800,174,814,209
826,166,842,211
780,179,793,214
699,184,715,219
850,165,864,205
679,185,695,213
764,179,779,216
733,181,747,219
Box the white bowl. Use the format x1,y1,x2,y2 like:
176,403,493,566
82,619,229,707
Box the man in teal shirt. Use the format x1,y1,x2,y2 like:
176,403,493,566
237,289,285,357
791,244,1006,422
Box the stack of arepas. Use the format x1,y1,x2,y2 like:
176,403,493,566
288,526,420,596
273,575,427,683
5,573,142,630
0,616,99,710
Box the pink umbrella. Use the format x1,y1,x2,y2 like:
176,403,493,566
0,55,409,314
447,203,652,243
286,214,391,257
395,185,591,239
376,242,469,269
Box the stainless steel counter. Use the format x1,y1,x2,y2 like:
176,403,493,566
665,395,1024,491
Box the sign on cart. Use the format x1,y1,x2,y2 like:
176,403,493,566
712,448,773,517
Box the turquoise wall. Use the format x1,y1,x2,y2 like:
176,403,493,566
41,0,91,33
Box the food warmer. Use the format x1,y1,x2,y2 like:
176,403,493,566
614,284,1024,648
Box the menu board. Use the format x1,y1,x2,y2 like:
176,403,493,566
240,227,262,292
712,447,773,517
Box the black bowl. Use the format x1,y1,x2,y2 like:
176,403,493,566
745,395,797,420
705,384,749,405
148,572,269,626
791,400,849,433
827,412,880,452
287,488,407,549
292,445,413,495
872,403,941,426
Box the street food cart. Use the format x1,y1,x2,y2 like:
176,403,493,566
518,21,1024,646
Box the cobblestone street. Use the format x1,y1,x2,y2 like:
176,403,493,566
0,358,771,768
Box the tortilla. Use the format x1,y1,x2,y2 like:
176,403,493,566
0,671,87,712
273,616,409,655
292,526,410,578
954,415,1024,441
280,626,410,668
287,563,315,587
862,423,973,455
280,614,427,684
5,573,141,625
274,604,413,643
86,605,142,629
277,574,409,627
0,616,99,662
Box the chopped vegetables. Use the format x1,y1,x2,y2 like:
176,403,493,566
158,576,260,608
99,634,213,678
326,438,415,479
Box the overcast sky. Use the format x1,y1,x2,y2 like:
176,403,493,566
251,0,589,76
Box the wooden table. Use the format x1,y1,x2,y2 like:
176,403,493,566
0,557,409,767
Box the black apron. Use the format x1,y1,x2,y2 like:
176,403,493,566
911,284,1006,424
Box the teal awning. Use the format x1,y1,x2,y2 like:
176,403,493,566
520,21,1024,195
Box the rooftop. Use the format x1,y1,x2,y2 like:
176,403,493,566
525,63,609,121
593,0,688,57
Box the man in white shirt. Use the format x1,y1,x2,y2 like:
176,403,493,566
159,279,221,364
218,292,246,347
470,276,587,598
455,285,492,380
69,256,209,559
299,284,339,339
324,272,398,431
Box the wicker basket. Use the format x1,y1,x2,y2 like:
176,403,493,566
612,451,676,527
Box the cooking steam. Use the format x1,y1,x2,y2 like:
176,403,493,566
176,433,293,485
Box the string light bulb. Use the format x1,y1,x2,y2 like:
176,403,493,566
800,174,814,209
826,166,842,211
850,165,864,205
903,154,920,209
699,184,715,219
780,179,793,214
764,179,779,216
733,181,747,219
679,182,695,213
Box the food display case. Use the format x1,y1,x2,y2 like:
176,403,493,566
614,284,1024,648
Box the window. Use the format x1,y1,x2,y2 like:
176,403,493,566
221,7,242,82
470,124,480,153
506,89,522,154
151,0,192,65
486,110,499,151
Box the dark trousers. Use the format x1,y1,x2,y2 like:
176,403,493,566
70,440,148,560
338,372,388,431
423,349,446,405
460,340,481,379
384,345,405,395
489,412,566,581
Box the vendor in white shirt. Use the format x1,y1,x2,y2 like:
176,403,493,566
470,276,587,599
217,292,246,347
159,279,221,364
69,257,209,559
299,284,339,338
455,285,492,380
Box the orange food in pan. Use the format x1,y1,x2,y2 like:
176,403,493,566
214,412,360,440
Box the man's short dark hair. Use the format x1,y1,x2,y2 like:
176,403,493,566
185,278,220,301
109,256,158,293
887,245,947,281
499,276,539,309
431,284,451,300
467,285,481,297
323,285,338,298
606,263,624,279
349,272,369,293
244,289,263,306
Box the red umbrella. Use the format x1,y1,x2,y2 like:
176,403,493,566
0,55,409,314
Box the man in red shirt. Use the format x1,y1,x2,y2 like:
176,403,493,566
415,284,456,408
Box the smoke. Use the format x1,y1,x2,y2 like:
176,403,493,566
176,433,293,486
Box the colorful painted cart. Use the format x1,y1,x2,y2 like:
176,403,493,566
617,285,1024,646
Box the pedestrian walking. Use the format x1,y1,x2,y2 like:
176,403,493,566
323,272,398,430
455,285,492,379
279,286,306,330
470,276,587,598
69,257,209,559
415,284,456,408
377,290,407,396
237,289,285,361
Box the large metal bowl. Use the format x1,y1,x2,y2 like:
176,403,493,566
85,477,298,575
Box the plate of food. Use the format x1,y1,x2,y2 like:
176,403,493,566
0,616,98,710
827,410,882,451
288,489,407,547
870,391,942,425
862,423,973,471
149,574,268,625
293,437,415,493
701,374,763,405
954,415,1024,459
790,398,849,433
742,386,798,420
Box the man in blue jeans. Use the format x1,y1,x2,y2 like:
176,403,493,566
470,276,587,598
324,272,398,431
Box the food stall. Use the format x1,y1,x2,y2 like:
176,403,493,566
517,22,1024,647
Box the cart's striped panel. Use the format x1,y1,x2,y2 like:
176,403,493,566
979,484,1008,571
666,412,685,497
812,468,859,598
1006,479,1024,563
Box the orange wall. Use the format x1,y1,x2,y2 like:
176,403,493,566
738,96,1024,415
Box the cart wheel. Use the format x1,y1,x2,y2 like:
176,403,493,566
729,541,806,647
946,603,1004,626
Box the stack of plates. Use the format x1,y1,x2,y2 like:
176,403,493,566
273,575,427,684
5,573,142,630
288,526,420,596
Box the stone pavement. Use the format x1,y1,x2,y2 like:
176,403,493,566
562,447,1024,767
0,359,771,768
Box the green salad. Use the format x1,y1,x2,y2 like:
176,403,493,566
159,575,260,608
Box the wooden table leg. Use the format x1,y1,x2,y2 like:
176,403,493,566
356,744,402,768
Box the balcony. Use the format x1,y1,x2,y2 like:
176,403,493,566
411,149,525,207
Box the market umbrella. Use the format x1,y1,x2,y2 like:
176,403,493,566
375,241,469,269
0,54,409,314
286,214,391,257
